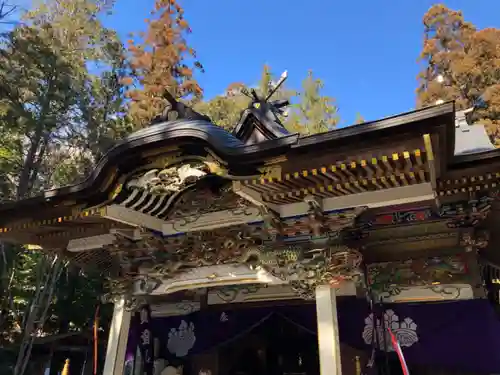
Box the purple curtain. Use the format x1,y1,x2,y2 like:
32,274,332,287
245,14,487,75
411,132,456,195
126,298,500,373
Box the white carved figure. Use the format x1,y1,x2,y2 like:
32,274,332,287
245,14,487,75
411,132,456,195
176,164,206,184
167,320,196,357
362,309,418,351
127,164,207,195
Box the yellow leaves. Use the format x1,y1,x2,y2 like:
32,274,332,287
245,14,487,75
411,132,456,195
483,85,500,110
0,147,13,159
120,76,133,86
125,0,204,126
417,4,500,115
418,5,500,145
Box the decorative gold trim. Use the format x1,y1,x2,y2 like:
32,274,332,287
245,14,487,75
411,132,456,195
245,149,426,191
264,155,287,166
99,167,118,193
258,165,282,180
438,182,498,196
261,175,428,203
109,183,123,201
437,172,500,194
205,148,229,166
0,206,106,233
423,134,434,162
204,161,229,177
35,222,118,240
423,134,437,198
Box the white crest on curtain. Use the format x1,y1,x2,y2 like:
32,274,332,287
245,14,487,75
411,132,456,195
167,320,196,357
220,312,228,322
362,309,418,351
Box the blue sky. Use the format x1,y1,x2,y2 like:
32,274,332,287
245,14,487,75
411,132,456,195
105,0,499,126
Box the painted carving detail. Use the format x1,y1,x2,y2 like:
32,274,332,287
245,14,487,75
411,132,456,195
103,207,366,301
169,186,249,220
365,208,435,227
460,230,489,252
367,256,470,299
261,206,366,242
440,193,496,228
253,245,364,299
101,277,148,310
305,196,325,238
215,284,265,302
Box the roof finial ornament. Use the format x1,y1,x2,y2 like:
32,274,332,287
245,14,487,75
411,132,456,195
232,69,292,144
151,90,212,125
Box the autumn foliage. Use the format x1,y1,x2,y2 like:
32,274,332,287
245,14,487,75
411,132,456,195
126,0,203,126
417,4,500,143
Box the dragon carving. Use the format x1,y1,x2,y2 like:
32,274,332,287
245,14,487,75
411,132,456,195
127,163,209,195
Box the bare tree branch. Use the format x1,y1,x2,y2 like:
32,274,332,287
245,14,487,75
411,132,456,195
0,1,18,24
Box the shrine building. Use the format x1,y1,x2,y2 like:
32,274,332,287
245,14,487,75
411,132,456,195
1,100,500,375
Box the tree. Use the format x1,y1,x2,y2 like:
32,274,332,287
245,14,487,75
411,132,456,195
288,70,339,134
0,0,123,372
0,1,16,21
126,0,204,127
193,83,249,130
417,4,500,143
0,0,123,198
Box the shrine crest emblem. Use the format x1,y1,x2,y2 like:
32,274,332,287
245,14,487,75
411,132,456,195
362,309,418,351
167,320,196,357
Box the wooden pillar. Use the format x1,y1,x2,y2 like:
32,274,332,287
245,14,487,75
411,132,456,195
102,298,132,375
315,285,342,375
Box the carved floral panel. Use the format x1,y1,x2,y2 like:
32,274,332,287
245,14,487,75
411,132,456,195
367,255,470,296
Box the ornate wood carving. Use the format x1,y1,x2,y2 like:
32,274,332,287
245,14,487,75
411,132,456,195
128,163,209,194
367,255,470,299
460,229,489,252
167,186,248,219
117,161,255,221
102,212,365,301
440,192,497,228
253,245,364,299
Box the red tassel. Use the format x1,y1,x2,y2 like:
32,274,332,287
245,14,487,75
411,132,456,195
93,305,100,375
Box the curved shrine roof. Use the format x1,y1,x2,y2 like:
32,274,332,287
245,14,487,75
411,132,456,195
1,101,499,253
0,102,477,220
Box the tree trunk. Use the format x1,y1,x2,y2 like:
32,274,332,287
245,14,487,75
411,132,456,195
17,73,55,200
13,256,64,375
